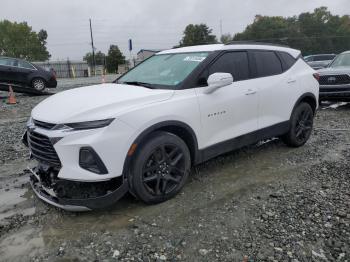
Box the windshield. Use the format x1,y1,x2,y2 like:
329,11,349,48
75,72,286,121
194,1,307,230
118,52,209,88
329,53,350,68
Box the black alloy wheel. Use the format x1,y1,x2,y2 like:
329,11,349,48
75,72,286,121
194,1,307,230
294,106,313,144
282,102,314,147
130,132,191,204
142,144,185,196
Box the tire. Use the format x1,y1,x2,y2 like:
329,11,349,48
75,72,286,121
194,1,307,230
282,102,314,147
129,131,191,204
31,78,46,91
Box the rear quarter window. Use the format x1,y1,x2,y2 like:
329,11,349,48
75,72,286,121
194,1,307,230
278,52,297,72
252,51,283,77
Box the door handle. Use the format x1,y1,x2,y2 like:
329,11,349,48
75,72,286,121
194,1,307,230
287,78,296,84
245,89,257,95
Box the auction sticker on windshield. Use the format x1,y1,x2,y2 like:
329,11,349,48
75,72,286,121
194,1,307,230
183,56,206,62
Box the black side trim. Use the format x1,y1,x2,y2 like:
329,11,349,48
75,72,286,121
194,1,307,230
199,121,290,163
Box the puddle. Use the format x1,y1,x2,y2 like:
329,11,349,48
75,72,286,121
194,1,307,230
0,227,44,262
0,188,27,212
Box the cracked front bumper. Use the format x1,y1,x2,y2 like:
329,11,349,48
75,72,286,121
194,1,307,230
29,167,129,211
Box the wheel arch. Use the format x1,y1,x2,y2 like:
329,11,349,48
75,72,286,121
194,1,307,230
292,92,317,116
122,120,199,176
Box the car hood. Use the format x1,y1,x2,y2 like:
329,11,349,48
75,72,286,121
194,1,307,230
318,66,350,75
32,83,174,123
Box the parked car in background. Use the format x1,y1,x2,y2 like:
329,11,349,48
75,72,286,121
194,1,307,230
318,51,350,101
0,56,57,92
23,43,318,211
304,54,336,69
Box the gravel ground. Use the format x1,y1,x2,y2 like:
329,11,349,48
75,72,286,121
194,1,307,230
0,79,349,262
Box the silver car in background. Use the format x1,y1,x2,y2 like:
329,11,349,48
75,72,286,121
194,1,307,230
304,54,336,70
318,51,350,101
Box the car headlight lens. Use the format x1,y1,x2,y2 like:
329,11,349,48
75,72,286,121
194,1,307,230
53,118,115,131
27,116,34,127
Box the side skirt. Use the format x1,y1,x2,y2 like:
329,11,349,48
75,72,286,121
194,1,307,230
197,121,290,164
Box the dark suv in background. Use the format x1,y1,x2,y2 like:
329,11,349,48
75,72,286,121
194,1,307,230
304,54,336,70
0,56,57,92
319,51,350,101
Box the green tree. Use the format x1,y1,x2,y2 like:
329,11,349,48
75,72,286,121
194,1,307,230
220,33,233,44
179,24,217,47
233,7,350,55
0,20,50,61
106,45,125,73
83,51,106,66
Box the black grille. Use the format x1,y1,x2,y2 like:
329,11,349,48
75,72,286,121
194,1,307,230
319,74,350,85
33,119,56,130
28,131,61,167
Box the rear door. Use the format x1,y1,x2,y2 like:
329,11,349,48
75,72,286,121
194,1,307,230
15,60,37,85
195,51,258,149
249,50,298,129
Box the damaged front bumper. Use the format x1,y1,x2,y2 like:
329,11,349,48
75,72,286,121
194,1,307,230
28,166,129,212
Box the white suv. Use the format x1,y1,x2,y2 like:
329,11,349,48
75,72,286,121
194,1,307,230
24,43,319,211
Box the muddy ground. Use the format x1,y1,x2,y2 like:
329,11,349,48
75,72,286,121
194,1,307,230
0,78,349,262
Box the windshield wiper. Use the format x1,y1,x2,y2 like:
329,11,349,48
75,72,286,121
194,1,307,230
122,81,155,89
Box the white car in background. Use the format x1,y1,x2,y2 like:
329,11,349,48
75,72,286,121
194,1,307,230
23,43,319,211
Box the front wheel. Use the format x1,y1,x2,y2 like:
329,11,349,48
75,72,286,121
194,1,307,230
129,132,191,204
282,102,314,147
31,78,46,91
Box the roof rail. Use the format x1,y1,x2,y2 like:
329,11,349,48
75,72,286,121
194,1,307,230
225,41,290,48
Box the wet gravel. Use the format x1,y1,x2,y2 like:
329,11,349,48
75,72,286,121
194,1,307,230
0,79,350,262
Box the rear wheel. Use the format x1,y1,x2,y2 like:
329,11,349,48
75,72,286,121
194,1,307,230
31,78,46,91
129,132,191,204
282,102,314,147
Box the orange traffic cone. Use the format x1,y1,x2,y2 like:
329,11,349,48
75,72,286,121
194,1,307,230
7,86,17,105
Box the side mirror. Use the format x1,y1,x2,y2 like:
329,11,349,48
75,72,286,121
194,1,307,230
204,73,233,94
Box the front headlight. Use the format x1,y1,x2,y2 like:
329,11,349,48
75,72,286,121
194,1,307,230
26,116,34,127
53,118,115,131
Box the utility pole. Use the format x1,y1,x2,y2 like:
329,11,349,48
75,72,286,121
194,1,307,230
89,18,96,76
220,19,223,40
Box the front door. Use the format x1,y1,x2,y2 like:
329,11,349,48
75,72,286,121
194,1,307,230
195,51,258,150
0,57,18,84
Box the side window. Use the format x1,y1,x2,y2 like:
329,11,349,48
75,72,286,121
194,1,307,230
209,52,250,81
304,56,313,62
0,58,7,66
324,55,335,60
0,58,16,66
278,52,297,71
18,60,35,70
253,51,283,77
314,55,328,61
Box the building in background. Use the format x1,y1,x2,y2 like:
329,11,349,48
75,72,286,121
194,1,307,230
136,49,163,64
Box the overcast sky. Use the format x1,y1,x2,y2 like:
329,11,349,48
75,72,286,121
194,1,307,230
0,0,348,61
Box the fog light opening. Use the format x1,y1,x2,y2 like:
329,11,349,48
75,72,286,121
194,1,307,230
79,147,108,175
